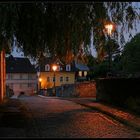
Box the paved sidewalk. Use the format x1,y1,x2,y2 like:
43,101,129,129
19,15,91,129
63,97,140,132
38,95,140,132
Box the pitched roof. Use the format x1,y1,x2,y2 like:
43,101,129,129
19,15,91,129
36,56,89,72
74,62,89,71
38,57,65,71
6,55,36,73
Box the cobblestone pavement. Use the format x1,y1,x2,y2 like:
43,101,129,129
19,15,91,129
16,95,140,138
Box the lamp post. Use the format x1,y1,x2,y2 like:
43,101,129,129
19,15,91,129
52,65,57,96
37,71,40,93
105,23,114,74
39,78,42,91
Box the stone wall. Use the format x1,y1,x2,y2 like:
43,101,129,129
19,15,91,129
96,78,140,113
62,81,96,97
75,81,96,97
39,81,96,98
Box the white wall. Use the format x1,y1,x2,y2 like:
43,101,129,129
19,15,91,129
6,73,37,96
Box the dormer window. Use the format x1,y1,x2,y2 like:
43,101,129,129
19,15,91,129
57,66,60,71
45,64,50,71
66,64,71,71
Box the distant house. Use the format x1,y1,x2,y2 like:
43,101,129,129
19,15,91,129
36,57,75,90
74,61,89,81
36,56,89,91
6,55,37,96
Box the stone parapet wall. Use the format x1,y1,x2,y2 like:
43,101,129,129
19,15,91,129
75,81,96,97
96,78,140,113
62,81,96,97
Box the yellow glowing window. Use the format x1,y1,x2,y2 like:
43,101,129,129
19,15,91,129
84,71,87,76
79,71,82,77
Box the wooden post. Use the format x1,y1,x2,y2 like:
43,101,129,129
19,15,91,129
0,50,6,102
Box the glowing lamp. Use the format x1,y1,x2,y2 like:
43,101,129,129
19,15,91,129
52,65,57,71
39,78,42,82
105,24,113,36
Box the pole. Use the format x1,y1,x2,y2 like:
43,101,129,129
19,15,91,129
39,81,41,90
108,35,111,73
54,71,56,96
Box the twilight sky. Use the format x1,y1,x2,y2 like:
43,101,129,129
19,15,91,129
11,2,140,58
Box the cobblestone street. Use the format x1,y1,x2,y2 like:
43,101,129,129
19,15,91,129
19,96,140,138
0,95,140,138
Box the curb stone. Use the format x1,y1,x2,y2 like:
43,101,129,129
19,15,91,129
76,103,140,132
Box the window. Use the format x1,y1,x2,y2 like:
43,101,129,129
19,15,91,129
53,77,56,82
20,74,22,79
66,77,69,81
45,64,50,71
8,74,10,79
84,71,87,76
28,74,32,80
47,77,50,82
20,83,27,88
60,77,63,82
10,83,13,89
10,74,13,80
20,83,22,88
6,75,8,80
20,74,28,79
66,64,71,71
57,66,60,71
28,83,32,87
79,71,82,77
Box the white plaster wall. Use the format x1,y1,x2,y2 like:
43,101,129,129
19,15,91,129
6,73,37,96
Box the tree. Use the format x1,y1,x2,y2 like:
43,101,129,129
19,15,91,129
121,33,140,74
0,2,139,62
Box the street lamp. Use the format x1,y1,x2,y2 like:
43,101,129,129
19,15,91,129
52,65,57,96
104,23,114,74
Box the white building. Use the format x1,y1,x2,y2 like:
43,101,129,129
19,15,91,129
6,55,37,96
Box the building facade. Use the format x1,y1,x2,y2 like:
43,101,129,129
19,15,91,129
6,55,37,96
37,57,75,90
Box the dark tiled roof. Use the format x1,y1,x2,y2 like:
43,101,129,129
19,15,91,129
37,56,89,72
74,62,89,71
38,57,65,72
6,55,36,73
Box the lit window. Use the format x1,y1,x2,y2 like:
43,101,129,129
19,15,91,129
79,71,82,77
84,71,87,76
